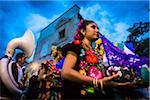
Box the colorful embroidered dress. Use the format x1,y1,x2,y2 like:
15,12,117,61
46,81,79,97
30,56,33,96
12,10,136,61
74,40,107,95
62,38,149,98
63,39,108,97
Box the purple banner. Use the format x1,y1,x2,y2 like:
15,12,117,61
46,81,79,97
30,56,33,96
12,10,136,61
101,36,149,70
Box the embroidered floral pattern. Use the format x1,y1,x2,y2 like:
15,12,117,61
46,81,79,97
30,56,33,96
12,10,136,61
74,40,106,95
88,66,103,79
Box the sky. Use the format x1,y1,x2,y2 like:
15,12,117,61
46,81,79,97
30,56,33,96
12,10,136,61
0,0,149,60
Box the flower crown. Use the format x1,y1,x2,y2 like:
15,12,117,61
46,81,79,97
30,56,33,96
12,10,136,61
74,19,84,41
78,19,84,29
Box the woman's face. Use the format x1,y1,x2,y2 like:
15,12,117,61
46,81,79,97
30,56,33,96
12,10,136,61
84,23,99,41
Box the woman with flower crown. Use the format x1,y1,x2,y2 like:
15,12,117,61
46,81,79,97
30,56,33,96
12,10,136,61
61,19,137,99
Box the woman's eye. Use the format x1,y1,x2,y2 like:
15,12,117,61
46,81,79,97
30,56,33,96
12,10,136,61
91,25,96,29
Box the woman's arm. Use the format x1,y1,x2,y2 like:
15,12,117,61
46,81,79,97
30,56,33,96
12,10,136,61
61,51,132,89
61,51,93,85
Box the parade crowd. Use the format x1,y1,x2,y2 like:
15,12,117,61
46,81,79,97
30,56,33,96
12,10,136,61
1,19,149,100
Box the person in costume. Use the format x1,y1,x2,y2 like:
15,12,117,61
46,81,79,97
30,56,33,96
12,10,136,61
50,46,65,69
21,63,48,99
61,19,137,99
51,47,64,100
42,46,64,100
11,52,27,90
0,53,26,98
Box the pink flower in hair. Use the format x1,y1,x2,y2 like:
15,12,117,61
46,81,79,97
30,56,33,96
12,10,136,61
78,19,84,28
74,33,82,40
76,29,80,33
74,19,85,40
74,29,82,40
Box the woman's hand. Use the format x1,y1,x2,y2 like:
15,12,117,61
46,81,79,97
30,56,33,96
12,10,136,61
98,74,136,89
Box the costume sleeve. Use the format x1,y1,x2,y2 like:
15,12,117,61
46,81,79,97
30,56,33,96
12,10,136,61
62,42,81,57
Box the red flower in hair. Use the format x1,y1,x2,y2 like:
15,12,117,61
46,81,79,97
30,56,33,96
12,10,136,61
74,40,81,45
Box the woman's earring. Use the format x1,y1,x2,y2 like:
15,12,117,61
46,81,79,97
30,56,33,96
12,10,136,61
82,32,85,36
81,29,85,36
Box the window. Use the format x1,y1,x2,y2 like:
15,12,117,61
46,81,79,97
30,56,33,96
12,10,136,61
59,29,65,39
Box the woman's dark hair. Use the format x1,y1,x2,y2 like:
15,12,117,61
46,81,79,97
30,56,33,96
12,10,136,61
74,19,95,40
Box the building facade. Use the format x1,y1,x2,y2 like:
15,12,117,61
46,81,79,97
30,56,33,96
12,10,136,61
33,5,82,63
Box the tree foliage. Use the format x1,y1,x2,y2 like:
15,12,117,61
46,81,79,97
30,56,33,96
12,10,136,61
125,22,149,57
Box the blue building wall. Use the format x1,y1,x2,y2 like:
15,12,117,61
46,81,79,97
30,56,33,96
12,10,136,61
34,5,82,63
